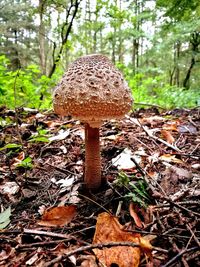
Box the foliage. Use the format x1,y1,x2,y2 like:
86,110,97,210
0,55,60,109
127,180,151,208
118,64,200,109
131,75,200,109
16,157,33,170
0,143,22,151
28,128,50,143
0,0,200,109
115,172,151,208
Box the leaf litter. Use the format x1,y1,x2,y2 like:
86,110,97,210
0,106,199,266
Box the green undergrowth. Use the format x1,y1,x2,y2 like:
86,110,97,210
115,172,151,208
0,55,199,110
0,55,61,110
117,63,200,109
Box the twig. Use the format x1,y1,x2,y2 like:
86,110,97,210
36,162,78,176
162,247,198,267
79,193,111,214
23,228,73,239
126,115,181,152
43,241,167,267
17,238,73,249
186,224,200,247
153,192,200,217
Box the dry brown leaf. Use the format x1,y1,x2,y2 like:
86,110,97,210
162,121,179,132
43,120,61,129
12,151,25,167
38,205,77,227
93,212,152,267
159,154,183,164
160,130,175,144
79,255,98,267
129,203,143,228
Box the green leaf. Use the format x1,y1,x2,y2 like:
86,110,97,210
28,136,50,143
0,143,22,151
16,157,33,169
0,206,11,229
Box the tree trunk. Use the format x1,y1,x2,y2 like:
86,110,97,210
38,0,47,75
48,0,80,78
132,0,140,74
183,32,200,89
183,57,195,89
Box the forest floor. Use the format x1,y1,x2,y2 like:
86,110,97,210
0,106,200,267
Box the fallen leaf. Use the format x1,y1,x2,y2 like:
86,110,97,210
140,116,165,125
93,212,152,267
103,134,119,141
129,203,143,228
52,177,75,188
178,123,197,134
12,151,25,167
59,145,67,154
0,207,11,229
49,129,70,142
160,130,175,144
79,255,98,267
159,154,183,164
0,182,20,195
191,163,200,170
38,205,77,227
112,148,139,170
44,120,61,129
35,112,45,119
162,121,179,131
170,166,192,179
74,128,85,139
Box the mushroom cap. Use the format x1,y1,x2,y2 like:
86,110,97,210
53,54,133,127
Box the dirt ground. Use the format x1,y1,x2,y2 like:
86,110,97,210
0,106,200,267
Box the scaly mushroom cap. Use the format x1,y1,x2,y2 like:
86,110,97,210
53,54,133,127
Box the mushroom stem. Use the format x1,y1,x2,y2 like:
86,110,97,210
84,123,101,189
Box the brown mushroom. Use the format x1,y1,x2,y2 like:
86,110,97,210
53,54,133,190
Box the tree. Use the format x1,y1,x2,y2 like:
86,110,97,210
48,0,81,78
157,0,200,89
0,0,37,69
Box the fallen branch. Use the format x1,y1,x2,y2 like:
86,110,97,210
43,241,168,267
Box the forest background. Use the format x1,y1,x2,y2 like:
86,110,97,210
0,0,200,110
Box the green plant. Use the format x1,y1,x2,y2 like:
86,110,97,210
115,171,130,186
115,172,151,208
0,55,61,110
127,180,151,208
128,72,200,109
16,157,33,170
28,128,50,143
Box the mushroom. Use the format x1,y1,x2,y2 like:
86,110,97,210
53,54,133,190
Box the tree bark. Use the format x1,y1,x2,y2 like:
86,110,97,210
38,0,47,75
183,32,200,89
48,0,80,78
84,123,101,190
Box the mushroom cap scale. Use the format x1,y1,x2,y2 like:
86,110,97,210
53,54,133,127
